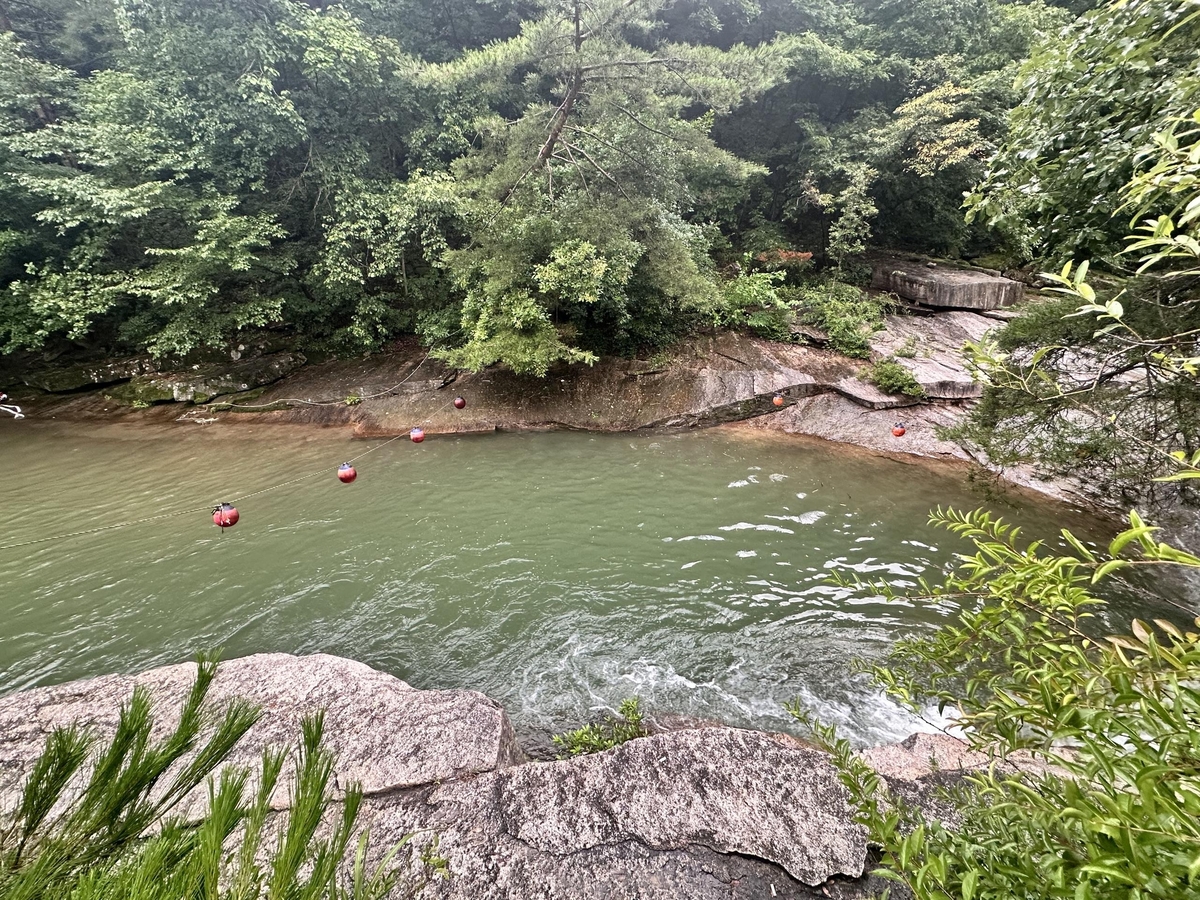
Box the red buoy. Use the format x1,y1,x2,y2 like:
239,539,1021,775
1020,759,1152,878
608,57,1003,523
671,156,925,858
212,503,239,529
892,423,907,437
337,462,357,483
453,396,466,410
410,427,425,443
772,393,785,407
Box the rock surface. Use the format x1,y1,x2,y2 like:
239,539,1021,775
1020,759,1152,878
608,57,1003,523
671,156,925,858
0,653,522,816
21,357,158,392
872,259,1023,310
869,311,994,401
10,303,1106,510
832,376,922,410
106,352,306,404
0,653,903,899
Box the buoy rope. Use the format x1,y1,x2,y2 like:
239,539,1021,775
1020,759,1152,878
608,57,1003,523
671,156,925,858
0,505,218,551
0,396,464,553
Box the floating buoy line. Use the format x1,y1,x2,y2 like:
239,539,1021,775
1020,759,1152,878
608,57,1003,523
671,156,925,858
5,357,913,549
0,376,468,549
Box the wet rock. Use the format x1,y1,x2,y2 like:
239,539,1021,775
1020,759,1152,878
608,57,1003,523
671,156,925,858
873,259,1023,310
22,357,157,392
108,352,305,405
733,392,971,461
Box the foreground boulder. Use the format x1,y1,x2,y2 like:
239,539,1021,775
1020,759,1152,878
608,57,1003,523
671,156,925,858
0,653,896,899
0,653,523,814
366,729,869,898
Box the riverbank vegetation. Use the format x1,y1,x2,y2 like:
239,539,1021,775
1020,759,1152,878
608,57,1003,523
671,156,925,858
796,2,1200,892
799,507,1200,900
953,0,1200,498
1,0,1077,374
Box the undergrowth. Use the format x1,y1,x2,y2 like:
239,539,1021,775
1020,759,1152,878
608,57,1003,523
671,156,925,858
552,698,648,757
784,282,889,357
863,357,926,397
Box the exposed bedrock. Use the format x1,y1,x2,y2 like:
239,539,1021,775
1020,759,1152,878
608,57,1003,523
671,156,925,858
0,653,987,899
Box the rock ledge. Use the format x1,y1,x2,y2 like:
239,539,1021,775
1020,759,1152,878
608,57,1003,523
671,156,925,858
0,653,924,899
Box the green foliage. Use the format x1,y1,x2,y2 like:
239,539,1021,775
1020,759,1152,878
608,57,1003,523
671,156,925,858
895,335,919,358
967,0,1200,261
0,653,437,900
551,697,648,758
422,0,800,371
785,281,888,358
957,95,1200,497
717,269,792,339
0,0,1114,370
794,506,1200,900
715,0,1071,262
0,0,426,358
863,356,926,397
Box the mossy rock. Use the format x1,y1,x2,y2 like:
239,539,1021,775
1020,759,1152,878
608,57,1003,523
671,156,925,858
104,379,177,407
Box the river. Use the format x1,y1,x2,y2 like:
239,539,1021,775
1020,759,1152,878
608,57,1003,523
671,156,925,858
0,420,1164,746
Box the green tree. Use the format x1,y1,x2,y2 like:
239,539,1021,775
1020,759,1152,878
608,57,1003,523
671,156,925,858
713,0,1071,262
1,0,426,358
419,0,801,373
967,0,1200,262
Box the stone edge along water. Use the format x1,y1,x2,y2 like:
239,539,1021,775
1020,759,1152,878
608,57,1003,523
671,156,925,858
0,652,997,900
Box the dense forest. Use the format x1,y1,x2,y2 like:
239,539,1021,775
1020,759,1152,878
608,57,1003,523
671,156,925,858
0,0,1092,371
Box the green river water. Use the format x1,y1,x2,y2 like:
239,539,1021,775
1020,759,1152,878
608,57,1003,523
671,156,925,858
0,421,1167,746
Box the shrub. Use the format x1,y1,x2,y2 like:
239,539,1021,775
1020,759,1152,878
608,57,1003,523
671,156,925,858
552,698,648,757
785,281,889,358
863,357,926,397
717,270,793,340
794,507,1200,900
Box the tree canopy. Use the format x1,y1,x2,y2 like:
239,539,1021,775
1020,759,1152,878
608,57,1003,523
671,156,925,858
0,0,1085,370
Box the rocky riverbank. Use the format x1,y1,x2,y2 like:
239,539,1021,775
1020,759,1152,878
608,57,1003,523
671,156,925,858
0,653,993,900
3,302,1103,512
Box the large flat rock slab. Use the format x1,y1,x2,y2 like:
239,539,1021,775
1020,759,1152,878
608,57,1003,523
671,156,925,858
0,653,524,814
869,310,996,401
872,260,1023,310
365,729,869,898
0,654,893,900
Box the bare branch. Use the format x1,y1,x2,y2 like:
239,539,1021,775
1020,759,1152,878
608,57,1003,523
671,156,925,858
563,124,657,177
579,57,686,73
561,139,631,199
606,101,680,142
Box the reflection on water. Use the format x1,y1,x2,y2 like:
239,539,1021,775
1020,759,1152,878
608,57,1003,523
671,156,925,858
0,422,1158,746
